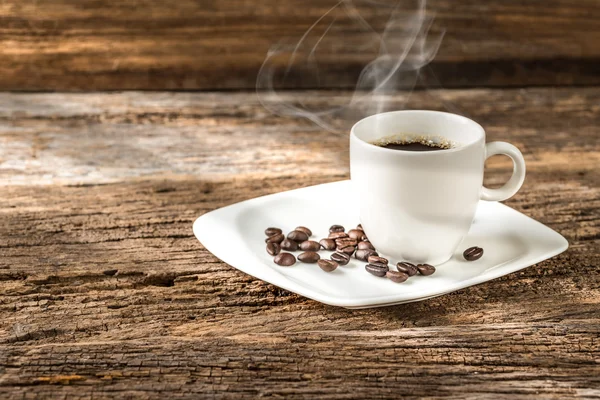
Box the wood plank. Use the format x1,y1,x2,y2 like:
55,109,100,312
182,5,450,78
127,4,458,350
0,87,599,185
0,0,599,90
1,324,598,398
0,88,599,397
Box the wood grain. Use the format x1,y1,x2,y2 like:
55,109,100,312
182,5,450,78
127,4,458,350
0,0,599,90
0,87,599,185
0,88,599,398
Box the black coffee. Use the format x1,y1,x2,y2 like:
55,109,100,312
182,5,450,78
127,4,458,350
380,142,446,151
372,136,452,152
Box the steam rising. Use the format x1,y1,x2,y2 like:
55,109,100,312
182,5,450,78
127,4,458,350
256,0,445,132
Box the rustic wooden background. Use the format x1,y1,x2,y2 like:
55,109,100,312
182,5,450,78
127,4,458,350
0,0,599,398
1,0,599,90
0,89,599,398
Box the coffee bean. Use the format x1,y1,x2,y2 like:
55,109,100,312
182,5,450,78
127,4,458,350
298,251,320,263
329,231,349,240
274,252,296,266
357,241,375,250
331,251,350,266
386,271,409,283
338,245,356,256
356,224,363,231
265,227,282,237
365,263,388,277
348,229,366,241
368,261,387,269
319,238,336,250
367,255,388,265
280,239,299,251
355,249,377,261
396,262,418,276
318,259,338,272
417,264,436,276
335,237,357,248
265,233,284,244
329,225,345,233
266,242,281,256
295,226,312,237
299,240,320,251
288,230,309,243
463,246,484,261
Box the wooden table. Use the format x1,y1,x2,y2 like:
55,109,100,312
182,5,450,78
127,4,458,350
1,88,599,398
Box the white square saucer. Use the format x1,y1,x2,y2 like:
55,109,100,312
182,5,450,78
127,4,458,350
193,180,568,309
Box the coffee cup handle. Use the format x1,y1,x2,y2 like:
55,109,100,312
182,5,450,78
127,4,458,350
481,141,526,202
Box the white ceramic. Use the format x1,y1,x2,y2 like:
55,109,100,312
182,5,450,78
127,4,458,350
350,110,526,265
193,180,568,309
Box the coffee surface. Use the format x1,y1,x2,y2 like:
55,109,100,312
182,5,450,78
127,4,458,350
370,134,454,152
378,142,447,152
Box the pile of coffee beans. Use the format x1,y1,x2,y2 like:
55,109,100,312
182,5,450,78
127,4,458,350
265,224,483,281
265,226,325,269
362,253,436,283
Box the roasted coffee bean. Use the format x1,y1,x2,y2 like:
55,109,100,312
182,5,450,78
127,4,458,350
266,242,281,256
355,249,377,261
288,230,309,243
357,241,375,250
318,259,338,272
265,227,282,237
331,251,351,266
368,261,387,269
299,240,320,251
329,231,349,240
365,263,388,277
319,238,336,250
463,246,484,261
329,224,345,233
417,264,436,276
337,245,356,256
274,252,296,266
348,229,366,241
265,233,284,244
356,224,363,231
335,237,357,248
386,270,409,283
295,226,312,237
280,239,299,251
368,255,388,265
298,251,320,263
396,261,418,276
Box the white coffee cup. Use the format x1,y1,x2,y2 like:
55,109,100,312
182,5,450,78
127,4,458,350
350,110,526,265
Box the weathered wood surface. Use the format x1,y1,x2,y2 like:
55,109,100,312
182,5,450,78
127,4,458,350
0,88,599,398
1,0,599,90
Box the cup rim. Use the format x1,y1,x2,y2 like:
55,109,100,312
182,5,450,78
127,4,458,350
350,110,485,155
